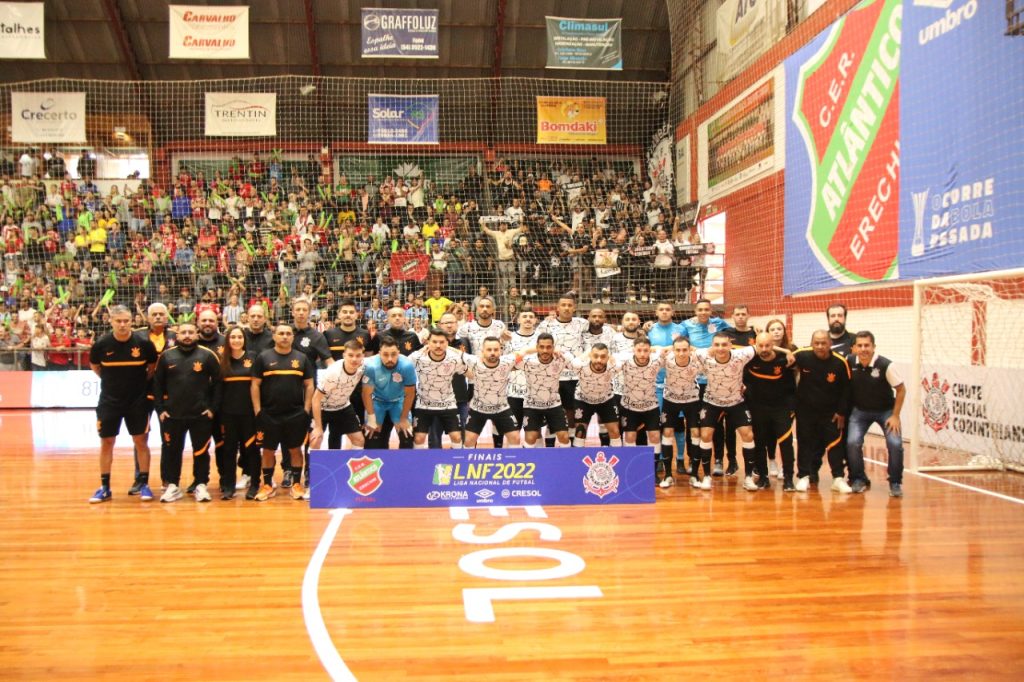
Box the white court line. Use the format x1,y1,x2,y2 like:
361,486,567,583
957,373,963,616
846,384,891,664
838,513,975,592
864,456,1024,507
303,508,357,681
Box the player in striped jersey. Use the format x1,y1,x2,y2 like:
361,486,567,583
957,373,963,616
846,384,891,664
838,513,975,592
581,308,616,446
409,329,470,448
519,333,571,446
310,340,367,451
537,296,588,442
660,336,703,488
456,297,507,446
504,309,538,439
463,337,521,448
616,336,665,481
569,343,621,448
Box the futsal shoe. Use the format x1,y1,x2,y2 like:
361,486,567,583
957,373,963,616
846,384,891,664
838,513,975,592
221,488,236,501
281,470,295,489
889,483,903,498
783,479,796,492
291,482,308,500
690,477,702,489
743,476,758,492
89,487,112,504
138,484,154,501
712,463,724,477
795,476,810,492
160,484,183,503
254,484,276,502
851,479,868,494
700,476,712,490
194,483,212,503
757,477,771,490
768,461,780,479
245,484,260,501
127,479,144,496
235,474,251,491
831,477,853,494
186,480,198,495
659,476,675,489
725,462,739,477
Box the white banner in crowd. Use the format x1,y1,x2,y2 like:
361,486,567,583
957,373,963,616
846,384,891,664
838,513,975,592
675,134,691,206
715,0,786,83
168,5,249,60
10,92,86,143
204,92,276,136
0,1,45,59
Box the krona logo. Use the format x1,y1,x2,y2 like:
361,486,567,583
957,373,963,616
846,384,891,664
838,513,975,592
347,455,384,496
921,372,951,433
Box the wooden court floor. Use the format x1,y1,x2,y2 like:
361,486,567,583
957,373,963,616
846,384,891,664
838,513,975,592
2,409,1024,680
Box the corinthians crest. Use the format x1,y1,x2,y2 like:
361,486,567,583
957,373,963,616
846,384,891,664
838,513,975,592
582,451,619,499
921,372,951,432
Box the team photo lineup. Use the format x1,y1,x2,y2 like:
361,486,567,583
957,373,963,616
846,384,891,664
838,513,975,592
84,289,905,505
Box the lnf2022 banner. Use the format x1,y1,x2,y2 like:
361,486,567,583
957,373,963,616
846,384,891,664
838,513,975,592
309,446,655,509
168,5,249,60
361,8,439,58
536,97,607,144
0,2,45,60
367,94,439,144
783,0,901,294
897,0,1024,280
545,16,622,70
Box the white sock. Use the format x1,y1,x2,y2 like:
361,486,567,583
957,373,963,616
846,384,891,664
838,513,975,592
350,445,363,450
573,436,587,448
609,437,623,446
662,436,674,447
555,439,570,448
414,441,428,450
691,437,700,447
652,443,661,455
598,424,608,435
542,426,550,439
504,442,520,448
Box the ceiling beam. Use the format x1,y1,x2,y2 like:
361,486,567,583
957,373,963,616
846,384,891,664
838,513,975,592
100,0,142,80
302,0,321,77
492,0,507,79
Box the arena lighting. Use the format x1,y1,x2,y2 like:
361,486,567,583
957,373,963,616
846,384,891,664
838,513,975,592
299,84,316,96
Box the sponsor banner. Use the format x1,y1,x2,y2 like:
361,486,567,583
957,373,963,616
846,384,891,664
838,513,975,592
204,92,276,137
0,369,99,409
783,0,902,294
697,67,785,200
716,0,787,83
361,8,439,59
367,94,439,145
169,5,249,60
310,446,655,509
11,92,86,143
675,134,691,205
545,16,622,70
536,96,607,145
647,123,674,202
0,1,45,59
389,251,431,281
898,0,1024,279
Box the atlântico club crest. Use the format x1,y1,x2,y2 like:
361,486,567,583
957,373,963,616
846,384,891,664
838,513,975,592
582,451,619,499
921,372,951,433
347,456,384,496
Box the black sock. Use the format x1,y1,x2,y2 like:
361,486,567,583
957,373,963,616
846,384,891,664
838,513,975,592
545,436,556,448
635,429,648,446
101,473,111,489
598,431,610,446
292,466,304,484
138,472,149,485
662,442,674,469
493,433,503,448
262,467,274,486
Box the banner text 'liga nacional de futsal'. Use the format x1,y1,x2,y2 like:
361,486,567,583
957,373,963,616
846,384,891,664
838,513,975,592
310,446,655,509
367,94,439,144
361,8,439,59
545,17,622,70
783,0,1024,295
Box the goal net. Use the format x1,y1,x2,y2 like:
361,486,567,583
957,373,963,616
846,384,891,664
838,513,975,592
910,269,1024,472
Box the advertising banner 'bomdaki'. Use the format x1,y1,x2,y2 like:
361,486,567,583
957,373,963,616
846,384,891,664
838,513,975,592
536,97,607,145
361,8,439,58
11,92,86,143
783,0,902,295
204,92,276,137
0,2,45,60
168,5,249,60
898,0,1024,280
545,16,622,70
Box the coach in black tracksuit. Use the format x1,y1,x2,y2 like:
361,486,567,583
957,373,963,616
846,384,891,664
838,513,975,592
744,332,798,490
793,330,851,490
153,322,223,499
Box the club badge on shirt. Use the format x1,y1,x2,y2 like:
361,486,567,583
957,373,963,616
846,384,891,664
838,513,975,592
300,337,310,347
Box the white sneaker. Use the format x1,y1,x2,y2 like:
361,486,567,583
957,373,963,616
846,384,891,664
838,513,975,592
795,476,810,492
235,474,251,491
743,476,758,491
160,484,183,503
194,483,212,503
768,461,779,478
659,476,674,489
700,476,712,490
690,476,702,489
831,477,853,494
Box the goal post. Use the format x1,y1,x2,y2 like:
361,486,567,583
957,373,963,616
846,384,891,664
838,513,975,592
909,267,1024,473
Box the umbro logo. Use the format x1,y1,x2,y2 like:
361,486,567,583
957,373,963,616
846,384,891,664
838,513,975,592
475,489,495,499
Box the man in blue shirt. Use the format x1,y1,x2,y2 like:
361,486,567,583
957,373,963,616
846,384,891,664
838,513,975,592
679,299,734,476
646,301,686,475
362,337,417,449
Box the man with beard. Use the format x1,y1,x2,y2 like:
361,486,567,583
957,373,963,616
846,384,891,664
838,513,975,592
519,333,571,447
433,312,472,447
569,343,621,448
286,296,332,488
456,296,507,445
310,340,367,451
244,304,275,353
128,303,176,496
362,337,417,450
721,304,758,479
536,295,588,446
826,303,857,357
646,302,684,464
581,308,616,446
187,309,227,494
323,299,377,431
380,306,422,356
463,337,521,449
793,330,852,493
504,308,538,438
743,332,798,491
409,329,469,448
152,322,222,503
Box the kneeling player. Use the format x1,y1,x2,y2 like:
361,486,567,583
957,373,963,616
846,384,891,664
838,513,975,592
463,337,521,448
570,343,621,448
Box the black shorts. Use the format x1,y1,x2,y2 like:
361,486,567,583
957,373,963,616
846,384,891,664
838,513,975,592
413,408,461,435
620,406,660,434
96,400,150,439
323,404,362,438
523,406,569,433
558,381,577,412
660,399,701,432
574,399,619,429
700,402,753,429
257,412,310,451
466,408,518,436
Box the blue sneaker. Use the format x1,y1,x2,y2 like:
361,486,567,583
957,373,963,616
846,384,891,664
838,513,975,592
89,487,112,504
139,484,154,501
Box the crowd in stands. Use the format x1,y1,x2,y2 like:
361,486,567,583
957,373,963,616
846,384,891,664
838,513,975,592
0,147,709,369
